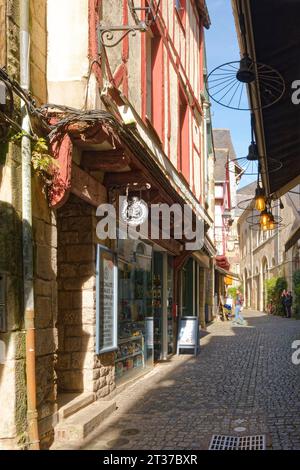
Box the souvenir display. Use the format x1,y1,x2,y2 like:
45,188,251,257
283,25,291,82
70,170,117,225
116,241,153,381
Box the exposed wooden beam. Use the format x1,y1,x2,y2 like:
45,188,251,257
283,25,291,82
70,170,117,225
104,171,148,188
71,163,107,206
81,149,130,171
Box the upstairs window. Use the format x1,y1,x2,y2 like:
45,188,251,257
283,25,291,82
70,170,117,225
178,87,189,182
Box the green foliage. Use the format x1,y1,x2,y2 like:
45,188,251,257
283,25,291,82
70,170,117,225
265,278,277,304
227,287,237,300
31,137,59,186
265,276,287,316
293,270,300,319
9,130,28,143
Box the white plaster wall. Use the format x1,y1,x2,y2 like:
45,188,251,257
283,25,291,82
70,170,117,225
47,0,89,108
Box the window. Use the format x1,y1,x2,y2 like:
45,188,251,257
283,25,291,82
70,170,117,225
150,32,164,141
178,87,189,182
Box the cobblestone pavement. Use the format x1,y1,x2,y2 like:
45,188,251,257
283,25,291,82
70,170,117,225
82,311,300,450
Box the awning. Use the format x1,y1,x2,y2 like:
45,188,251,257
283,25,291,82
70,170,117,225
193,251,210,269
215,266,240,281
233,0,300,198
285,227,300,252
216,255,230,271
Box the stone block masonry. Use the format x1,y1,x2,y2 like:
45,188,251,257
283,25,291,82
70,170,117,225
56,194,115,398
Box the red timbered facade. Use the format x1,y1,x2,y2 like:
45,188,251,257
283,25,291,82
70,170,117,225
0,0,216,449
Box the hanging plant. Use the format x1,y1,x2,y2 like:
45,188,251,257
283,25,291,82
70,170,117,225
31,137,59,189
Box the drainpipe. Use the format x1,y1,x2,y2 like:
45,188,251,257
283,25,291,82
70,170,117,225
20,0,40,450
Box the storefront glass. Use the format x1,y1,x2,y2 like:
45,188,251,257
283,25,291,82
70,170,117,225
116,240,153,382
153,252,174,361
167,255,174,355
181,258,194,316
153,252,163,362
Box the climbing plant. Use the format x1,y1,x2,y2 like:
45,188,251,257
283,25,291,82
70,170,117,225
7,132,59,199
265,276,287,316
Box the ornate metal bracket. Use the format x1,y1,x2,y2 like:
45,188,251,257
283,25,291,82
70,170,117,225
98,23,147,48
98,0,159,48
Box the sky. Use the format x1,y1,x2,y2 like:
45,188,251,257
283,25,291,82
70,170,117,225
205,0,256,188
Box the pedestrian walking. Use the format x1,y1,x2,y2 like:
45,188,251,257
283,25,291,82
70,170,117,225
233,290,245,325
281,289,287,314
285,291,293,318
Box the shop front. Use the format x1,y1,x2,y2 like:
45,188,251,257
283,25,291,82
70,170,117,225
178,251,212,328
115,238,154,383
111,238,177,384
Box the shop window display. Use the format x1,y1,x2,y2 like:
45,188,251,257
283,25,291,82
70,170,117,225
116,240,153,382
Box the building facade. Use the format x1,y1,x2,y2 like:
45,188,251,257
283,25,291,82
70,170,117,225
238,183,300,311
0,0,216,449
213,129,241,303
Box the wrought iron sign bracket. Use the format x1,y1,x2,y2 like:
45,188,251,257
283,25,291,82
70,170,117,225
98,1,158,48
98,22,148,48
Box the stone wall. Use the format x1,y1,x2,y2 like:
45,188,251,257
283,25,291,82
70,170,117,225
56,194,115,400
32,179,58,449
0,0,27,450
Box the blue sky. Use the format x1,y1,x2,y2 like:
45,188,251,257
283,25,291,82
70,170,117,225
205,0,255,188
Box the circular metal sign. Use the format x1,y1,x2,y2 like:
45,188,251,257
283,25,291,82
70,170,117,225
120,197,148,226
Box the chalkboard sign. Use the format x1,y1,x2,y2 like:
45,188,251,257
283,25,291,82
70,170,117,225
145,317,154,348
96,245,118,354
177,316,199,356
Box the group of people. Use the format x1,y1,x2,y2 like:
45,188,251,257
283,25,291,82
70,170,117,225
281,289,293,318
221,289,293,322
221,290,245,325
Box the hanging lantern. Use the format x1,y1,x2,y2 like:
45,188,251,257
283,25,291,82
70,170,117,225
255,186,266,212
267,214,275,231
236,54,256,84
260,209,270,227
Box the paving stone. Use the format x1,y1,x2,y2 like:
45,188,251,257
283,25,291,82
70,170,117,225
80,311,300,450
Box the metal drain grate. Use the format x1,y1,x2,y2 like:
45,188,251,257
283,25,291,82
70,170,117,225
209,434,266,450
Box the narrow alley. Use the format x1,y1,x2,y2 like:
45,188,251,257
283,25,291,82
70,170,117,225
78,311,300,451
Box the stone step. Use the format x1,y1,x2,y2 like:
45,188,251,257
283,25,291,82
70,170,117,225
54,400,116,443
58,392,95,420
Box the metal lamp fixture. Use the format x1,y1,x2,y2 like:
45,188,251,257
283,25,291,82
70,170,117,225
205,2,285,111
247,205,284,232
255,185,266,212
260,209,270,227
227,115,283,176
267,213,275,231
236,54,256,84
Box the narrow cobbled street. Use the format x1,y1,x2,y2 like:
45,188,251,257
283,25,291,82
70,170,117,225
81,311,300,451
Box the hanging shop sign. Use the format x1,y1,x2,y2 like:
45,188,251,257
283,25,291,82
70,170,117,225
96,245,118,354
224,276,233,286
177,316,199,356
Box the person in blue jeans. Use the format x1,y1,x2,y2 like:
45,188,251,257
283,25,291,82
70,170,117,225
234,290,244,323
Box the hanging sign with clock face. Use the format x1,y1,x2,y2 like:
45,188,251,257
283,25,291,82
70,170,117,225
120,197,148,226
